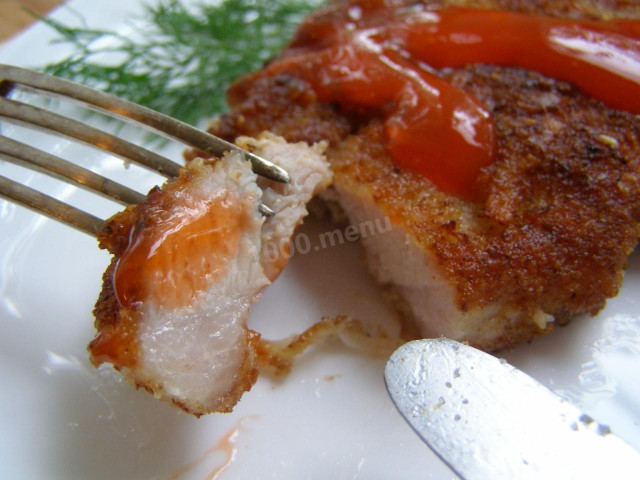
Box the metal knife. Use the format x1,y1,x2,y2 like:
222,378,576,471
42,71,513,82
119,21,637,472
384,338,640,479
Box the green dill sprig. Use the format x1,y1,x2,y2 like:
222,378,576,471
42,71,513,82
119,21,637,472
41,0,323,126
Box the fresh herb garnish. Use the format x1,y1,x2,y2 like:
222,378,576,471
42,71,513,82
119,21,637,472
41,0,323,126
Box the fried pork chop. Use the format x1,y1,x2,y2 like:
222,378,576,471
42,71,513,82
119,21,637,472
212,0,640,351
91,134,331,415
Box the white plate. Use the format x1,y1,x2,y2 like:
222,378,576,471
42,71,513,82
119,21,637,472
1,2,639,478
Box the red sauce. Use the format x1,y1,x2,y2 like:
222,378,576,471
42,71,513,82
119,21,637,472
400,8,640,112
114,191,246,311
89,311,139,368
258,2,640,198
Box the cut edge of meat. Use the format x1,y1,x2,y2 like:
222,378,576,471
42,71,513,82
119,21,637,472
329,184,555,351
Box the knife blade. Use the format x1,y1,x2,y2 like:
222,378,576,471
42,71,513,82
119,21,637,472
384,338,640,479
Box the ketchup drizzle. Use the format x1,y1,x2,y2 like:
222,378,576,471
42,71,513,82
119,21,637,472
257,3,640,198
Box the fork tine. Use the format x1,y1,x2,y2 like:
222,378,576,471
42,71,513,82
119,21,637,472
0,175,105,236
0,136,145,206
0,64,290,184
0,65,284,235
0,96,183,178
258,203,275,217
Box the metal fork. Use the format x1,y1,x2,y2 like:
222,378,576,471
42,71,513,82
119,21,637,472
0,64,288,236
